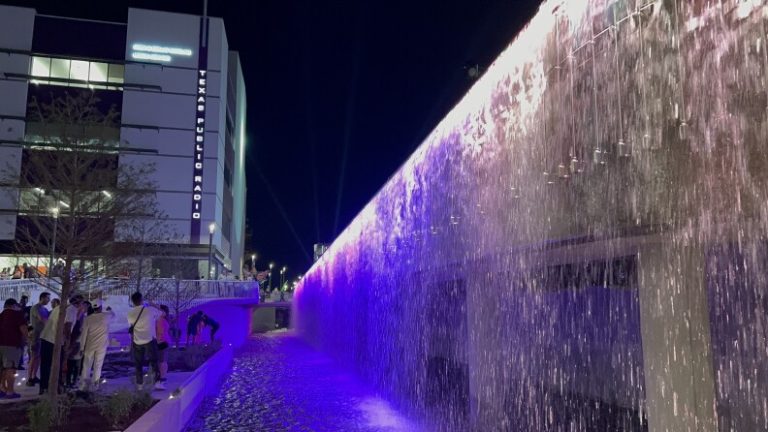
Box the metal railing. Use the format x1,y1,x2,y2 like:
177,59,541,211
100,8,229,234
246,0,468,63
0,277,260,304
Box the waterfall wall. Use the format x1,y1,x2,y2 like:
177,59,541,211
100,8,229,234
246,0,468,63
294,1,768,431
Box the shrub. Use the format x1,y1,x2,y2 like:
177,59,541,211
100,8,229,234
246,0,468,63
181,341,221,370
27,395,74,432
56,394,74,425
27,399,53,432
134,390,154,412
98,389,135,428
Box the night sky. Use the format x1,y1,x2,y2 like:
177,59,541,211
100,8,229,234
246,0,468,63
4,0,541,279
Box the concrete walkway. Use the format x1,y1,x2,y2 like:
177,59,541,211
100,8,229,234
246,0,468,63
0,371,193,405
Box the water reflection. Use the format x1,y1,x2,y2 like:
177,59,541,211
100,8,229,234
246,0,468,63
185,334,421,432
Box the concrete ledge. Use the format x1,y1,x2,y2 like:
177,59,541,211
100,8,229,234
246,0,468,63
125,345,234,432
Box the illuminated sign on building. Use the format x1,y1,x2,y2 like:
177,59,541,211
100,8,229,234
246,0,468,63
189,18,209,243
191,68,207,221
130,43,192,63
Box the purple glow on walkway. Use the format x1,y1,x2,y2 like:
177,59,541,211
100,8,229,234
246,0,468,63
295,1,768,430
185,334,422,432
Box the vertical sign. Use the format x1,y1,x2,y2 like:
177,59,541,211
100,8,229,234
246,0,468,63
190,17,209,243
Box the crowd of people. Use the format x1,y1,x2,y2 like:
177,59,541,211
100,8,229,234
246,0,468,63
0,262,69,280
36,293,116,394
0,290,223,398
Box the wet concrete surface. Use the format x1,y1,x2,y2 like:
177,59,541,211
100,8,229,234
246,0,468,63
185,332,421,432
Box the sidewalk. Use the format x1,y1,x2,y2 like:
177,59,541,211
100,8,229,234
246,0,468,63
0,371,193,405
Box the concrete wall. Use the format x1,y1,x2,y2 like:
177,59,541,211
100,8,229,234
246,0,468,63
125,345,234,432
0,5,34,240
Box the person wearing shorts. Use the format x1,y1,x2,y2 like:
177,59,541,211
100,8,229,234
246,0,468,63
0,298,28,399
186,311,204,346
202,314,220,343
27,292,50,386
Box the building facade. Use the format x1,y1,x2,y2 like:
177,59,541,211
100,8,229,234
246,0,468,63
0,5,247,278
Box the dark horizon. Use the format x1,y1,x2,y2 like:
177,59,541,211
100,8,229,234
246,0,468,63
1,0,542,280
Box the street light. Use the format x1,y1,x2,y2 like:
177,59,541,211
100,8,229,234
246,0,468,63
280,266,287,291
208,223,216,279
251,253,256,271
269,262,274,291
49,207,59,278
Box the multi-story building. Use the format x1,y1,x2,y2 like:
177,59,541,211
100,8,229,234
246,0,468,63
0,5,247,278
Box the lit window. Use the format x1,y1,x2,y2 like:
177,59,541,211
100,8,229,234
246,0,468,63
50,58,70,79
89,62,108,82
107,64,124,83
70,60,89,81
31,56,50,77
29,56,124,89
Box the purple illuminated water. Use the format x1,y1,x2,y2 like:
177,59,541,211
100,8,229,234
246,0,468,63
185,333,422,432
293,1,768,431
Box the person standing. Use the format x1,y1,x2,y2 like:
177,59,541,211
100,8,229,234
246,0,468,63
65,301,88,388
0,298,28,399
39,295,81,395
78,300,114,391
17,295,29,371
156,305,170,386
126,292,164,391
26,292,50,386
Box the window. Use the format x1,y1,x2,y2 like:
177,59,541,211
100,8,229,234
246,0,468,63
31,57,50,77
89,62,108,82
50,58,70,79
69,60,89,81
28,56,125,89
107,64,124,84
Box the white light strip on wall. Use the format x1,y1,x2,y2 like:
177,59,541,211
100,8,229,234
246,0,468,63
132,43,193,56
131,52,172,62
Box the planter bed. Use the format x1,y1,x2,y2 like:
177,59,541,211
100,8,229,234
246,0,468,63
0,396,157,432
0,344,220,432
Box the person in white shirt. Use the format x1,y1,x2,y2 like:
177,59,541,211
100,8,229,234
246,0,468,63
126,292,164,391
39,295,82,395
78,299,114,391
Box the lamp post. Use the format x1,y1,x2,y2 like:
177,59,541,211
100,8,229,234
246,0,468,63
49,207,59,277
208,222,215,279
269,262,274,291
251,253,256,272
280,266,286,291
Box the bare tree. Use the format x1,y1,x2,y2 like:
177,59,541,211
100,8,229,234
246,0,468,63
167,277,203,346
0,91,164,403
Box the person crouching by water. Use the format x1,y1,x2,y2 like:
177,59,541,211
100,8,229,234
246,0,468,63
186,311,204,346
202,314,220,344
